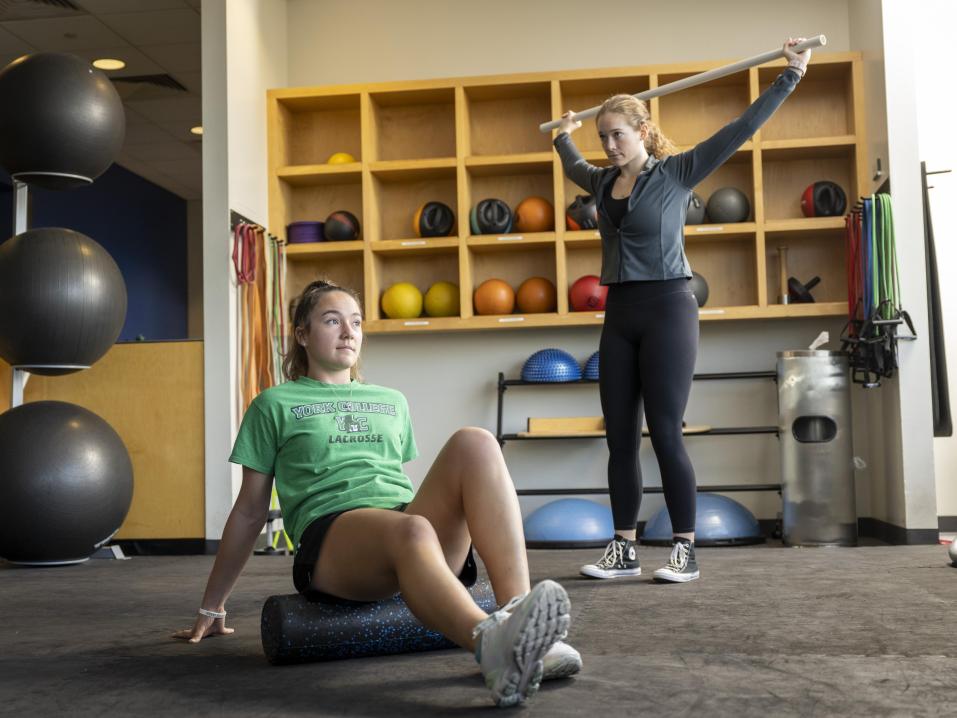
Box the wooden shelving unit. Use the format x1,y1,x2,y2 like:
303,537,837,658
267,52,866,334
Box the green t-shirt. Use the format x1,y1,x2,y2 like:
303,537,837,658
229,377,417,546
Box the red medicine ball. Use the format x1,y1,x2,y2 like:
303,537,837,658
569,275,608,311
800,181,847,217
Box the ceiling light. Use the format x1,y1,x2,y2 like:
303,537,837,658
190,126,203,136
93,58,126,71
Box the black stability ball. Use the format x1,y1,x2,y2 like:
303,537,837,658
0,228,127,374
0,401,133,565
0,52,125,190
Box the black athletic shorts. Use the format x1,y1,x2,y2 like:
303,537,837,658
292,503,477,602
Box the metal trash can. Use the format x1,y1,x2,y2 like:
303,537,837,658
777,350,857,546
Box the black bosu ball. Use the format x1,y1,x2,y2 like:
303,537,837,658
0,228,127,374
0,52,125,190
0,401,134,565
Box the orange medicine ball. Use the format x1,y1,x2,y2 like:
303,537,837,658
516,277,557,314
513,196,554,233
473,278,515,315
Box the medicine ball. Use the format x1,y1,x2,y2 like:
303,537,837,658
474,279,515,315
706,187,750,223
513,196,554,233
0,401,133,565
686,192,706,225
0,227,126,374
326,152,355,164
688,271,709,307
566,194,598,231
324,210,360,241
381,282,423,319
469,198,513,235
569,275,608,312
413,201,455,238
801,181,847,217
516,277,557,314
0,53,125,190
424,281,460,317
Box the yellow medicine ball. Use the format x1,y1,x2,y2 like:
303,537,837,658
326,152,356,165
381,282,423,319
424,281,460,317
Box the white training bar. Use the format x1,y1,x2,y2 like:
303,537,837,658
538,35,826,133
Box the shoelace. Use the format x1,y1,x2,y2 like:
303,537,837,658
596,539,626,569
666,542,689,571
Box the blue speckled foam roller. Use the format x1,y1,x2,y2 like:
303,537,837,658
261,579,497,664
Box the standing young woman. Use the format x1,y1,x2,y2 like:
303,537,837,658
174,280,580,707
554,40,811,583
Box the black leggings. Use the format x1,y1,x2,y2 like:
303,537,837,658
599,279,699,534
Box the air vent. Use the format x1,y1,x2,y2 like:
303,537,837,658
113,74,189,93
0,0,84,21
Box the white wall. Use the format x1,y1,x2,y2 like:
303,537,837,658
914,0,957,520
286,0,850,86
202,0,287,539
875,0,938,530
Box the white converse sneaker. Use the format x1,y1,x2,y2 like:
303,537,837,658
473,579,571,706
580,535,641,579
498,593,582,680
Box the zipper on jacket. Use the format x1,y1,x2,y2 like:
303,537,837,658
616,228,623,283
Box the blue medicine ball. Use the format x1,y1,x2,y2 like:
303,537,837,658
524,498,614,548
583,351,599,381
521,348,582,382
642,493,764,546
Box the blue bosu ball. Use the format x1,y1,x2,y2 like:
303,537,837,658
642,493,764,546
524,498,614,548
521,348,582,383
583,350,599,380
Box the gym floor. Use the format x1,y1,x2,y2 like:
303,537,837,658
2,544,955,717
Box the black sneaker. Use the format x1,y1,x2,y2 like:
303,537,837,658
580,535,641,579
653,538,700,583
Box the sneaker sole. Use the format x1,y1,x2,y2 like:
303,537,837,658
495,580,571,707
652,570,700,583
579,566,642,579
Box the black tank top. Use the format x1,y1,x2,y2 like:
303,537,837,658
603,187,629,228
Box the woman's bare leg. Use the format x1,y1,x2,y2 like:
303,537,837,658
405,427,529,605
313,508,488,650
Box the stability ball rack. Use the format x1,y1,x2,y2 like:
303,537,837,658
495,370,781,500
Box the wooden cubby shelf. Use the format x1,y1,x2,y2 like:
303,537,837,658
268,52,867,334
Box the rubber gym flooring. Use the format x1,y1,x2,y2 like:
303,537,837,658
1,544,955,717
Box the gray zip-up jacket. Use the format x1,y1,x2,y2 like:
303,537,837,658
554,68,801,284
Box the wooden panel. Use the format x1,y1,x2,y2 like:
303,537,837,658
1,342,205,539
762,152,856,221
657,72,750,146
283,96,361,166
467,84,552,156
370,89,456,161
371,172,458,240
757,64,853,140
685,238,757,307
286,180,363,230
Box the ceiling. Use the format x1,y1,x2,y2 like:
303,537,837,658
0,0,203,200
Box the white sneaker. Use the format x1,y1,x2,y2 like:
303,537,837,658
541,640,582,679
580,536,641,579
498,592,582,680
652,539,700,583
473,579,571,707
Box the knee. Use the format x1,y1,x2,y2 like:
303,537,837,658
388,514,439,552
648,424,684,452
451,426,501,457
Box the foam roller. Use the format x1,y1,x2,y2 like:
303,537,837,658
261,579,497,664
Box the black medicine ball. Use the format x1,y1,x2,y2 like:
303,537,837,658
470,198,512,235
686,192,706,225
324,210,360,241
801,181,847,217
413,201,455,237
566,194,598,230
